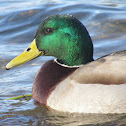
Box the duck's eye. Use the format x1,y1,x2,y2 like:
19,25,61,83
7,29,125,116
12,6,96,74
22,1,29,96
45,28,53,34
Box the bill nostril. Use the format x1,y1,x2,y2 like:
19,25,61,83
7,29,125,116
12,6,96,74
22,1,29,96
26,47,31,52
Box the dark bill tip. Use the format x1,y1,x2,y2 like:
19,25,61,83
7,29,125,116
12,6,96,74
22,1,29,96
5,67,10,70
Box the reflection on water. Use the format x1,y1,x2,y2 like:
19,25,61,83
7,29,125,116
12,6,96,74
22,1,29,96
0,0,126,125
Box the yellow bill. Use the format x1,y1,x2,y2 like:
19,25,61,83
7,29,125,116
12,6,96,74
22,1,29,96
6,39,43,70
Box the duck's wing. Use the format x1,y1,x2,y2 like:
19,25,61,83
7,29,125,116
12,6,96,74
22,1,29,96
71,50,126,85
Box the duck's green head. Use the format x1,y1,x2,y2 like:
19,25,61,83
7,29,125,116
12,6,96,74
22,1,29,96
6,14,93,69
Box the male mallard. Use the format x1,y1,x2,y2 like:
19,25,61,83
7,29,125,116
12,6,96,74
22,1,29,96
6,14,126,113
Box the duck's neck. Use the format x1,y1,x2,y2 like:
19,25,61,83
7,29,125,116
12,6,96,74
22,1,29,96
56,52,94,66
53,38,94,66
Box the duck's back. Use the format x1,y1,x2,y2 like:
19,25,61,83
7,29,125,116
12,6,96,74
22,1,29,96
72,50,126,84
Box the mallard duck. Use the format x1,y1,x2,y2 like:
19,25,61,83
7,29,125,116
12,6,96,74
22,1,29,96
6,14,126,113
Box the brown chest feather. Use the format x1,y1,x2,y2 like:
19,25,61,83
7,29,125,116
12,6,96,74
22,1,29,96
32,60,77,105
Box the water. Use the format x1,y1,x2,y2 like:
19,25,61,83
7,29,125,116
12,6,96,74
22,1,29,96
0,0,126,125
